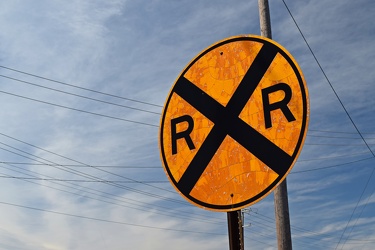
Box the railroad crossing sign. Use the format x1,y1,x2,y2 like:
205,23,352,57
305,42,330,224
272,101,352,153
159,35,309,211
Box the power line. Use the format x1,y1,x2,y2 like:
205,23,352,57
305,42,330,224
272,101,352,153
0,65,163,108
0,138,225,225
0,200,225,235
1,151,372,169
341,183,375,247
248,210,341,246
336,171,375,250
0,157,225,225
0,132,173,194
0,161,160,169
0,175,167,183
1,131,372,186
244,216,329,249
0,133,228,224
0,166,221,226
294,156,374,174
280,1,375,249
0,143,175,204
243,235,275,248
281,0,374,157
0,142,183,204
307,134,363,140
0,157,168,218
297,151,372,162
309,129,375,136
0,165,160,213
0,164,161,217
305,143,374,147
0,74,161,115
0,89,159,127
0,137,223,225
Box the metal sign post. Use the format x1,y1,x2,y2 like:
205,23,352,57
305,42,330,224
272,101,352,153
227,210,244,250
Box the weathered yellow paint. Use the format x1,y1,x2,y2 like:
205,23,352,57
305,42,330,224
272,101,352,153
162,92,213,182
239,52,303,156
159,35,309,211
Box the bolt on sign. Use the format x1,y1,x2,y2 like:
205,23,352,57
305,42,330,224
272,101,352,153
159,35,309,212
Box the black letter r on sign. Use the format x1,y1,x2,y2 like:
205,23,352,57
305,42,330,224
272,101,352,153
262,83,296,129
171,115,196,155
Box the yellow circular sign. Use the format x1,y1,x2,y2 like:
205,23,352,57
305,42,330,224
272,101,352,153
159,35,309,211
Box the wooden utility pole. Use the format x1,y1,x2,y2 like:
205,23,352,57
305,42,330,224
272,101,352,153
274,180,292,249
258,0,293,249
258,0,272,38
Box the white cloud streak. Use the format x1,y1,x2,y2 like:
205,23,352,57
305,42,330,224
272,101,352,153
0,0,374,249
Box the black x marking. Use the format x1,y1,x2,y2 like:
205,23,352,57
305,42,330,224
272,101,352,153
173,42,293,196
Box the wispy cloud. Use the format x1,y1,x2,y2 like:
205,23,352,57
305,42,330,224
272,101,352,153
0,0,374,249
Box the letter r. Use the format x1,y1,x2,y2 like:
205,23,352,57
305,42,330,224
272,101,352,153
262,83,296,129
171,115,196,155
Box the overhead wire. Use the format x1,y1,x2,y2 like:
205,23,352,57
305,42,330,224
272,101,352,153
4,153,372,179
0,163,159,212
0,141,182,210
308,134,364,140
1,148,372,169
0,200,225,235
341,183,375,247
0,2,373,245
247,210,343,248
245,221,326,248
297,151,372,162
0,164,222,225
292,157,374,174
0,140,184,204
280,1,375,249
1,84,374,236
0,175,168,183
309,129,375,136
0,65,163,108
0,134,204,219
0,157,224,225
0,161,160,169
244,217,329,248
243,235,275,248
305,143,374,147
244,216,329,249
2,66,375,136
0,133,228,224
0,89,159,127
0,132,172,194
280,0,375,157
250,211,326,239
0,74,160,115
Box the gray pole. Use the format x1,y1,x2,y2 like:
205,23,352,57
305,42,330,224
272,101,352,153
274,180,292,250
258,0,293,249
258,0,272,38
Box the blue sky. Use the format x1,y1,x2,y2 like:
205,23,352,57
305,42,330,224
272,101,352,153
0,0,374,249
